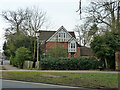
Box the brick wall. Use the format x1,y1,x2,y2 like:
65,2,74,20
74,47,80,57
46,42,81,57
46,42,68,50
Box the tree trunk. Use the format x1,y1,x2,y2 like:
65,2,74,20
116,1,120,33
30,37,33,60
105,58,108,69
33,38,36,61
17,24,19,32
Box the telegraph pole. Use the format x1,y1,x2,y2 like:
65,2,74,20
37,33,39,62
76,0,82,20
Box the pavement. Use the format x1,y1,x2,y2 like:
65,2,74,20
1,65,119,73
1,60,21,70
3,65,21,70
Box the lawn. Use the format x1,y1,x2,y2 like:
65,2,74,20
2,72,118,89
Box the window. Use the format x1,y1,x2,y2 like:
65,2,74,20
59,33,61,37
64,33,65,38
58,33,66,38
71,43,75,48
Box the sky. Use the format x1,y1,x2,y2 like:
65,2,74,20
0,0,89,52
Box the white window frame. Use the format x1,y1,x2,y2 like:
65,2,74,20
58,33,66,39
71,43,75,48
68,40,77,52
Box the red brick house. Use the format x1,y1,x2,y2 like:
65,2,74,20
38,26,94,57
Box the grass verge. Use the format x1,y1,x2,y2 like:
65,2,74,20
2,72,118,89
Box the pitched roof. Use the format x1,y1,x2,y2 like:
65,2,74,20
38,30,76,41
68,32,76,38
39,31,55,41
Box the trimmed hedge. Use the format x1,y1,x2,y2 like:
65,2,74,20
40,57,101,70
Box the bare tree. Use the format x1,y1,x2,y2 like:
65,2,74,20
84,0,120,33
75,22,91,47
22,7,46,36
22,7,47,61
2,9,27,33
75,0,120,46
74,25,82,45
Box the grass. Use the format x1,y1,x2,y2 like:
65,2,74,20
2,72,118,88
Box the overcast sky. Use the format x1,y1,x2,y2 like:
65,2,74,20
0,0,90,52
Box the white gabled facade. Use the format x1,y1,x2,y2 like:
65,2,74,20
46,26,72,42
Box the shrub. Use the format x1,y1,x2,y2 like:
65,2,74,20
40,57,101,70
14,47,31,68
47,45,68,58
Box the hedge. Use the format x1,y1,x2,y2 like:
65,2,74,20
40,57,101,70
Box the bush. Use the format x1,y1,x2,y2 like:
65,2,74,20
14,47,31,68
47,45,68,58
40,57,100,70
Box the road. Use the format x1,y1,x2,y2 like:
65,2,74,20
1,79,97,90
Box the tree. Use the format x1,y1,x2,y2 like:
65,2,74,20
3,32,34,58
15,47,31,68
2,7,48,62
84,1,120,33
90,32,120,69
75,23,98,46
75,0,120,46
3,41,10,58
2,9,27,33
21,7,47,61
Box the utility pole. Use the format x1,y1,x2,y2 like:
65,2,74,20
76,0,82,19
37,32,39,62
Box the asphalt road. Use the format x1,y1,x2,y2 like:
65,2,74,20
1,79,98,90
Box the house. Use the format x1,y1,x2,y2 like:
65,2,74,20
38,26,93,57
